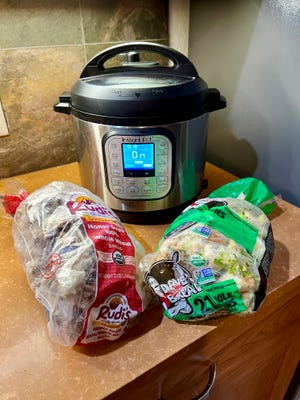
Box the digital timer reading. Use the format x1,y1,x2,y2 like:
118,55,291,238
122,143,155,177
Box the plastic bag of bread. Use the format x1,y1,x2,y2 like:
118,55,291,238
138,178,275,321
2,181,148,346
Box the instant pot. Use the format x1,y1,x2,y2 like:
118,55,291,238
54,42,226,223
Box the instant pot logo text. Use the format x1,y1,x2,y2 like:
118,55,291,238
121,136,153,143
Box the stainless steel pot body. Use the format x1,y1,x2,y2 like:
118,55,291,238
72,114,209,220
54,42,226,222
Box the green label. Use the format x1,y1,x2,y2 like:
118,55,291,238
190,253,206,267
165,279,246,321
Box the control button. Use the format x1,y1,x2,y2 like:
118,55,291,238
126,186,139,195
157,168,168,176
156,150,169,158
157,176,168,185
158,139,167,148
156,185,168,193
110,161,121,169
112,185,124,194
157,158,167,166
144,178,152,185
127,179,138,186
111,169,122,176
111,177,123,185
142,186,153,195
109,141,118,150
111,151,120,158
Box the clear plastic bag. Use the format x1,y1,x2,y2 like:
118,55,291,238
4,180,148,346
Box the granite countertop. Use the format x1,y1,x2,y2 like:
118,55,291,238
1,162,299,399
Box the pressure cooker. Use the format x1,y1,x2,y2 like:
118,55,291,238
54,42,226,223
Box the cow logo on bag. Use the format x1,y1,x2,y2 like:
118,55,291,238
146,251,202,318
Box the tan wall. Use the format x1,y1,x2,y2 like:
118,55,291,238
0,0,168,178
189,0,300,207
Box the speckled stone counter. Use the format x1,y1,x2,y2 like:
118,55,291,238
0,162,299,399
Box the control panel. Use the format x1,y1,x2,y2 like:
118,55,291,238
103,130,173,200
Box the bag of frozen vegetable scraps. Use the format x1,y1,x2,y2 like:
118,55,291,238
2,180,149,346
138,178,275,321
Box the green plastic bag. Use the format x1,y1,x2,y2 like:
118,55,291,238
139,177,275,322
208,177,276,215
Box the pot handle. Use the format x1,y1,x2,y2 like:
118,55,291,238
53,91,71,115
80,41,199,79
206,88,227,112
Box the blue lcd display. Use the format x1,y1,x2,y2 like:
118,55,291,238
122,143,155,176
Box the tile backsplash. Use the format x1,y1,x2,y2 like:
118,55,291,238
0,0,168,178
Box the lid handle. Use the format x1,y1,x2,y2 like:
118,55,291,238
80,41,199,79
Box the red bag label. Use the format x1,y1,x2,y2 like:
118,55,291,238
65,194,142,345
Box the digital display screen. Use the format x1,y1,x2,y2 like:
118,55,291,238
122,143,155,176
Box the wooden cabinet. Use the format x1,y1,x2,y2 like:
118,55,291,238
105,278,300,399
207,280,300,399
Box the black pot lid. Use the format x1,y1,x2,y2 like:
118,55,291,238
54,42,226,125
85,74,193,88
